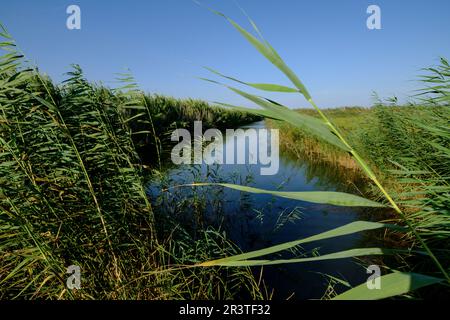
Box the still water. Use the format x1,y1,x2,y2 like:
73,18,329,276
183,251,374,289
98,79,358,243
148,121,377,299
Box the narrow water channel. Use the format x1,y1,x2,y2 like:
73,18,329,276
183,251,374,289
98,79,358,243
148,120,378,299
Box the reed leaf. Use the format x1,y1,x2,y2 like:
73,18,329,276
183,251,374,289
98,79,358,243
214,102,284,120
203,66,298,92
197,248,391,267
187,183,386,208
195,221,394,266
207,8,312,100
202,79,348,150
332,272,443,300
204,6,450,285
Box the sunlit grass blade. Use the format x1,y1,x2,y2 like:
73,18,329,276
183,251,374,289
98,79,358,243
225,87,346,150
214,101,284,120
194,221,395,266
203,66,298,92
332,272,443,300
197,248,391,267
205,5,450,284
202,78,348,150
206,9,312,100
186,183,386,208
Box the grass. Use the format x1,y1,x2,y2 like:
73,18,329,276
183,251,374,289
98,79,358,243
0,24,262,299
267,105,448,180
266,111,362,173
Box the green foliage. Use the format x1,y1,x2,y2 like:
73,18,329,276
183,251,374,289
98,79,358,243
195,221,396,267
332,272,443,300
0,26,260,299
417,57,450,105
127,93,260,164
184,183,386,207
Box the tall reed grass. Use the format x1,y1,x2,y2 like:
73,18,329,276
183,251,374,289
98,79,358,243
1,7,449,299
127,93,260,165
0,24,261,299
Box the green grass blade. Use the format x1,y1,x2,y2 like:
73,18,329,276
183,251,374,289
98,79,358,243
196,221,394,266
332,272,443,300
200,248,391,267
202,79,348,150
196,3,311,98
217,13,312,100
213,102,285,120
226,86,348,149
204,66,298,92
188,183,385,207
248,83,298,93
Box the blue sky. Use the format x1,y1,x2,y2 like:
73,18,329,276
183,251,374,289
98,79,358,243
1,0,449,108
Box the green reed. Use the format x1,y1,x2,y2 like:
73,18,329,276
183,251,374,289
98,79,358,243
0,23,261,299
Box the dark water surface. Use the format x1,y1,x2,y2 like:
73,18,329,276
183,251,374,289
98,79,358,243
148,121,377,299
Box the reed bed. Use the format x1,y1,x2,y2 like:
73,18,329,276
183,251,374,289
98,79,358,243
127,93,260,165
0,24,261,299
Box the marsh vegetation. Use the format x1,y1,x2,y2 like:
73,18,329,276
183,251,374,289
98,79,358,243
1,10,449,301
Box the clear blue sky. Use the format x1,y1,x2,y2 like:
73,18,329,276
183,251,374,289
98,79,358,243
1,0,449,107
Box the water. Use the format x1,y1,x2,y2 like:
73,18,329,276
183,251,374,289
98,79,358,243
148,120,377,299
